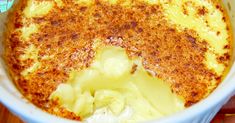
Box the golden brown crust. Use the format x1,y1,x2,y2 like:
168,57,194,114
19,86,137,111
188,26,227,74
4,0,232,120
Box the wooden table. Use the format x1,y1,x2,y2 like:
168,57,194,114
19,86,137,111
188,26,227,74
1,96,235,123
0,103,23,123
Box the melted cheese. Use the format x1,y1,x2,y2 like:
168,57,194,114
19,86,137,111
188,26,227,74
50,45,185,122
23,0,54,18
161,0,228,75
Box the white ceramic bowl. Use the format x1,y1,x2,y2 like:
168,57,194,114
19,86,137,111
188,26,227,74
0,1,235,123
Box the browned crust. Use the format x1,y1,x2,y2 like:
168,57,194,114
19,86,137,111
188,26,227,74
3,0,81,120
3,0,232,120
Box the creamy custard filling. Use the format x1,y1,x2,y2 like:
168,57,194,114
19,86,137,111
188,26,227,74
50,44,185,122
161,0,230,75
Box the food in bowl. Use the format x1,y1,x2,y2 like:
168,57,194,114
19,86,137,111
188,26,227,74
3,0,233,122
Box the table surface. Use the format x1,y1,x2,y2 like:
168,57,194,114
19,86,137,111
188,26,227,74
1,96,235,123
0,103,23,123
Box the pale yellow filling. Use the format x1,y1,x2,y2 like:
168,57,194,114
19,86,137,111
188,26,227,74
50,45,185,122
23,0,54,18
73,0,95,6
19,44,41,77
21,24,38,41
55,0,64,7
161,0,229,75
